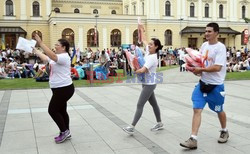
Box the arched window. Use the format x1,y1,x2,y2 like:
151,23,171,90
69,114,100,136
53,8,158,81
219,4,223,18
87,28,99,47
74,8,80,13
165,1,171,16
190,3,195,17
125,6,128,15
32,30,42,47
33,1,40,16
110,29,121,47
62,28,74,47
242,6,246,19
134,4,136,15
6,0,13,16
133,30,139,45
54,8,60,13
93,9,98,14
165,30,172,46
142,2,144,15
205,3,209,18
111,10,116,14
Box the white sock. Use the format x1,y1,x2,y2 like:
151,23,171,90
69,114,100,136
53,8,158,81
191,135,198,140
221,128,228,132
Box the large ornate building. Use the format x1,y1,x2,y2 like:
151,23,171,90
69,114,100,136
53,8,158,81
0,0,249,51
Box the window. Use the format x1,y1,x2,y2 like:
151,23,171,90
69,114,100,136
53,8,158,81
74,8,80,13
165,1,171,16
133,30,139,45
6,0,13,16
32,30,42,47
205,3,209,18
165,30,172,46
110,29,121,47
62,28,74,47
142,2,144,15
93,9,98,14
54,8,60,13
33,1,40,17
190,3,195,17
242,6,246,19
111,10,116,14
133,4,136,15
125,6,128,15
87,28,99,47
219,4,223,18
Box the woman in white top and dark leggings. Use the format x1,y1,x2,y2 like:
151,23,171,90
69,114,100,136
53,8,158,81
33,34,75,143
123,25,163,135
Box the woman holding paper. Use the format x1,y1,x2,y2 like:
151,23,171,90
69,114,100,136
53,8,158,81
32,34,74,144
123,24,164,135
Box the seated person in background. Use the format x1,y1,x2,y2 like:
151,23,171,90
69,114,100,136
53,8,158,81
71,64,79,80
99,50,110,70
0,63,9,79
232,62,240,72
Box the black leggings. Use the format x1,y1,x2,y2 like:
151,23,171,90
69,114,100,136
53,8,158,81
49,84,75,132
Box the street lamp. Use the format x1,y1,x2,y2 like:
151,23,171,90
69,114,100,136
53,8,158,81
179,18,184,48
95,14,99,48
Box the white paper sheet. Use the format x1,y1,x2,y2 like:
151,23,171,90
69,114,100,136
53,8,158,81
16,37,37,53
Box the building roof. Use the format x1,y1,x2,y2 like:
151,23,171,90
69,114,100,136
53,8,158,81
181,26,241,35
0,27,27,35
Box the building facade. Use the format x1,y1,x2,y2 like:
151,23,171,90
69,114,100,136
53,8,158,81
0,0,249,51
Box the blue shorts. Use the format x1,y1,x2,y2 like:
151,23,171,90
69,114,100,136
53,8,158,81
192,83,225,113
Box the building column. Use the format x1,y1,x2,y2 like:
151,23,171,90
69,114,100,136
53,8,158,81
20,0,27,20
181,0,187,19
78,26,83,52
233,0,238,21
103,27,107,49
46,0,52,16
177,0,181,19
212,0,217,20
125,27,130,44
154,0,160,19
198,0,202,20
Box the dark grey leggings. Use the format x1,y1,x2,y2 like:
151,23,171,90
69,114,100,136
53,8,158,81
132,84,161,126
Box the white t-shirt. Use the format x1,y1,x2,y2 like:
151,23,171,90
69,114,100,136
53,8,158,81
99,52,110,63
200,42,226,85
143,46,158,85
47,53,72,88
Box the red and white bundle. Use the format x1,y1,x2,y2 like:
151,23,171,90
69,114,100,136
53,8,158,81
185,48,203,72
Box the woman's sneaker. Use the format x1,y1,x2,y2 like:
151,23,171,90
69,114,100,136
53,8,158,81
54,132,72,140
122,126,134,135
54,129,70,143
151,123,164,131
180,137,197,149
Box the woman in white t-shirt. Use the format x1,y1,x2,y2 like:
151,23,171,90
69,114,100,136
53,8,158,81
123,25,163,135
33,34,74,144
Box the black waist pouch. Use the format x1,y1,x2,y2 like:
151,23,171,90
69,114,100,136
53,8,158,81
199,80,217,93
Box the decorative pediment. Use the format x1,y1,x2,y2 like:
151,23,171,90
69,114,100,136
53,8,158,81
109,6,120,9
217,0,227,4
71,5,83,8
240,0,249,5
202,0,213,3
187,0,198,2
52,4,63,7
90,6,101,9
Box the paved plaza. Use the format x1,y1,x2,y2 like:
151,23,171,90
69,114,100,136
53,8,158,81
0,68,249,154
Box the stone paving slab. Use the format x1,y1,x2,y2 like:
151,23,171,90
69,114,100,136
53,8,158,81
0,68,250,154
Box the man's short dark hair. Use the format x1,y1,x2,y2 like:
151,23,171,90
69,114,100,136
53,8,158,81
206,22,219,32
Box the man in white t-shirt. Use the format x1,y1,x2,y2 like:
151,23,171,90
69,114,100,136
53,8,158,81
180,22,229,150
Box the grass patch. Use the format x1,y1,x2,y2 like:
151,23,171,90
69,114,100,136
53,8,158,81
225,71,250,80
0,66,175,90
